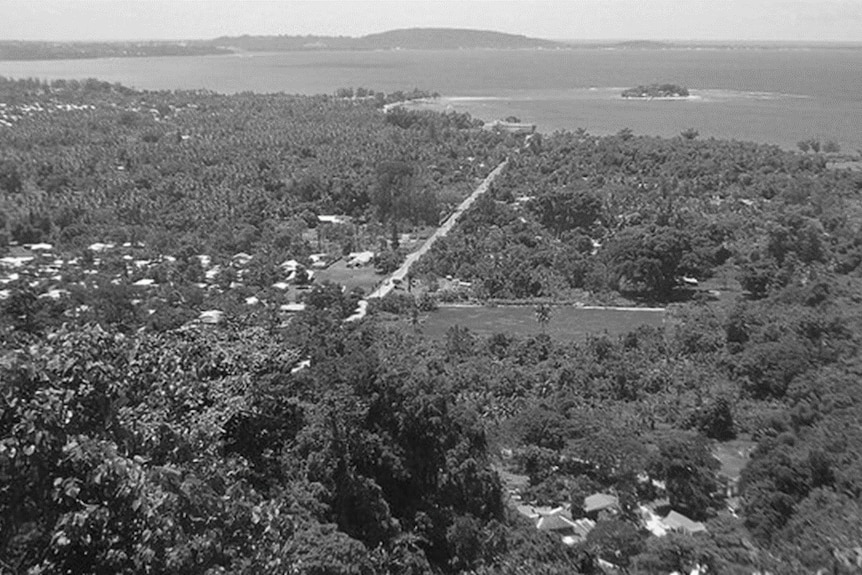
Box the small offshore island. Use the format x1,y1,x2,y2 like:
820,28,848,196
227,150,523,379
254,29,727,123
622,83,690,99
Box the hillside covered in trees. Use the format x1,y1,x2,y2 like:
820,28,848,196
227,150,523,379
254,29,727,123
0,29,564,61
213,28,564,52
3,78,862,574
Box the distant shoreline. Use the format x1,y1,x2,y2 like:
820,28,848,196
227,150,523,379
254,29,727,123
1,49,858,153
620,95,695,101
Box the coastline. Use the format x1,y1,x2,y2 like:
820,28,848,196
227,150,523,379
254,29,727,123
0,49,856,151
620,94,696,101
385,89,841,151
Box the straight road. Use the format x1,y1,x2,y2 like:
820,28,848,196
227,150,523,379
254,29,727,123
367,159,508,300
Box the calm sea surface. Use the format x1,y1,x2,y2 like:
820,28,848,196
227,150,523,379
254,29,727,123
2,48,862,151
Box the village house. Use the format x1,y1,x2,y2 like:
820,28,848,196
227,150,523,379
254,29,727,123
484,120,536,134
583,493,620,520
661,510,707,535
346,251,375,268
640,506,708,537
516,504,596,546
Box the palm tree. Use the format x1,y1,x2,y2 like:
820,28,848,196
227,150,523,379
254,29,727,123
534,303,552,335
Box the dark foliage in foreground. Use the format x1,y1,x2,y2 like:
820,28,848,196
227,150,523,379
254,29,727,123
4,268,862,572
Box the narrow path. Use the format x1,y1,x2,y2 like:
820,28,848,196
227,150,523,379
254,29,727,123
367,159,508,300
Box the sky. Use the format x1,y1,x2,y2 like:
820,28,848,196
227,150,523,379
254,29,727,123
2,0,862,43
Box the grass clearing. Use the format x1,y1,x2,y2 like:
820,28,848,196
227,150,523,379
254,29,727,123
713,437,756,481
419,304,666,342
314,261,384,295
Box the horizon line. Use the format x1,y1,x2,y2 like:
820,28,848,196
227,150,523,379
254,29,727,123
3,34,862,45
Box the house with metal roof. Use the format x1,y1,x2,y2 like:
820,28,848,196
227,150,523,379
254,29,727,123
583,493,620,519
662,510,707,535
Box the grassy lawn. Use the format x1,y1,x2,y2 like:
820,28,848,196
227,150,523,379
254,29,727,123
713,437,756,481
314,261,384,295
419,305,666,342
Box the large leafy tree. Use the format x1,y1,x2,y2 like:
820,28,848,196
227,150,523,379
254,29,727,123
0,324,301,573
374,160,416,223
648,433,721,520
583,519,645,568
775,488,862,572
603,225,694,298
528,186,603,238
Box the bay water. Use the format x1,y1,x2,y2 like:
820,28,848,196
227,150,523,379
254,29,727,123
2,47,861,151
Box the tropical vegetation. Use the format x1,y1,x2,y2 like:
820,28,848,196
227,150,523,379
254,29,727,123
3,76,862,574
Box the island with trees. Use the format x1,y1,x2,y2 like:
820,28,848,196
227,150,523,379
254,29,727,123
621,83,691,99
3,76,862,574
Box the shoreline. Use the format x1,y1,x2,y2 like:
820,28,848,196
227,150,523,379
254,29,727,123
388,91,839,152
620,94,696,101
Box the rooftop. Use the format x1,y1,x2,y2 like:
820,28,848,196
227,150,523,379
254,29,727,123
584,493,619,513
662,510,707,534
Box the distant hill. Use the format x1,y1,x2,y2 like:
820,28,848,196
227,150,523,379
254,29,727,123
212,28,564,52
351,28,562,50
0,29,563,61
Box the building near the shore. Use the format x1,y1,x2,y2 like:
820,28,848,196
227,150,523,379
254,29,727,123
484,120,536,134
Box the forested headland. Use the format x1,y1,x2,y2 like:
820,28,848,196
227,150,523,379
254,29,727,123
0,29,563,61
3,76,862,574
0,41,230,61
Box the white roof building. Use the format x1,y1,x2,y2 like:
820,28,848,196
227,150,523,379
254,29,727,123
199,310,224,324
317,215,351,225
347,251,375,267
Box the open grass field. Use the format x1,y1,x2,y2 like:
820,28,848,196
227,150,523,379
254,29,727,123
314,261,384,294
713,437,756,481
419,304,666,342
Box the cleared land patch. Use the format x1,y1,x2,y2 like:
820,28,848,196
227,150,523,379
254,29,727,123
314,260,383,294
420,304,665,341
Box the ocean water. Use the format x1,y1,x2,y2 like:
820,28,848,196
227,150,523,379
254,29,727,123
1,48,861,151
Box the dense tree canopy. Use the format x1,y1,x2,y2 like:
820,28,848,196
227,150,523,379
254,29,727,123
3,76,862,574
419,128,860,302
0,77,506,258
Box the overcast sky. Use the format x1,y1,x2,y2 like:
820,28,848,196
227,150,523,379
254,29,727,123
2,0,861,42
